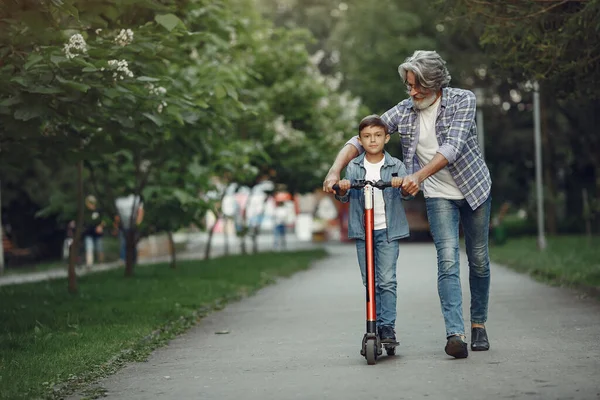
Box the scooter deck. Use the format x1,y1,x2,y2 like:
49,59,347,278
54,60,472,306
381,341,400,347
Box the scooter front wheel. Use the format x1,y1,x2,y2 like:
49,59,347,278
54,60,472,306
365,338,378,365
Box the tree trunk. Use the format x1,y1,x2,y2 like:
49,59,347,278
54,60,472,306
224,217,229,256
0,180,4,275
251,231,258,254
582,188,592,245
167,231,176,269
240,236,247,255
594,164,600,235
238,190,253,256
541,96,557,235
205,190,229,259
251,195,271,254
205,214,219,260
68,160,84,294
124,229,137,277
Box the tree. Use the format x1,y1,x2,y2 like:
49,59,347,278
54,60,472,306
439,0,600,232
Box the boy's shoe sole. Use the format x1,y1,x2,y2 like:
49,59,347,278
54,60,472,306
445,335,468,359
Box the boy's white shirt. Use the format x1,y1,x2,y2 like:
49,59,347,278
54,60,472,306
363,157,387,230
416,97,464,199
274,206,287,225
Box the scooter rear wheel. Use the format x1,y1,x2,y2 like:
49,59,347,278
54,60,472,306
365,338,378,365
386,346,396,356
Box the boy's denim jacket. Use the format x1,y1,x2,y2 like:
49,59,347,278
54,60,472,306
335,151,411,241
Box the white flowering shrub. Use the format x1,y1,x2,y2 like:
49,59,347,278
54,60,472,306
63,33,87,59
271,115,306,145
107,59,134,80
146,83,167,96
157,101,168,113
115,29,134,46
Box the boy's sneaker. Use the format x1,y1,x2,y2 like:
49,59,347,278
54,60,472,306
445,334,468,359
379,326,396,343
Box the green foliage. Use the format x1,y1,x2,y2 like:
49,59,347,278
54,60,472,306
329,0,436,113
439,0,600,99
1,0,362,263
435,0,600,232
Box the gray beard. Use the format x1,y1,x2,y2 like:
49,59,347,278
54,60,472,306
413,93,438,110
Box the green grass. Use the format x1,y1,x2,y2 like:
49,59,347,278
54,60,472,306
489,235,600,290
0,249,327,400
3,237,122,276
3,237,187,276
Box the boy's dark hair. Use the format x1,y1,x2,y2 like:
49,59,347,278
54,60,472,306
358,114,389,136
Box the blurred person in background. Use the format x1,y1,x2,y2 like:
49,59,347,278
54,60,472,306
273,201,287,250
82,195,105,268
115,194,144,264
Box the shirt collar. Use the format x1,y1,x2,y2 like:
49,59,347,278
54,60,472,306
352,151,394,167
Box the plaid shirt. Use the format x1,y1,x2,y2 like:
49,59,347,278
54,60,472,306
347,87,491,210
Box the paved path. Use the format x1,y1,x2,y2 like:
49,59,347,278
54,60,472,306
70,242,600,400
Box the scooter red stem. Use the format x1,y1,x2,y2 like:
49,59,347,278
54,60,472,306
333,180,394,365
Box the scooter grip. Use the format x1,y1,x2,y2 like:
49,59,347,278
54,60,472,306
332,183,341,195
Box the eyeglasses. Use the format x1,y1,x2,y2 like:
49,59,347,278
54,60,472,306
405,82,426,93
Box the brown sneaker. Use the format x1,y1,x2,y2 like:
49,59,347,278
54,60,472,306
445,335,468,359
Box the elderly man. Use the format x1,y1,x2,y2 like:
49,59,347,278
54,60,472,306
323,50,492,359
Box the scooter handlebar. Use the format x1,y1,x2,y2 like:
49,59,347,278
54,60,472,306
332,180,392,195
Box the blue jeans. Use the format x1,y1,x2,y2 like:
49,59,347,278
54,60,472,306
84,235,103,255
273,224,286,249
356,229,400,328
119,229,137,263
426,196,492,338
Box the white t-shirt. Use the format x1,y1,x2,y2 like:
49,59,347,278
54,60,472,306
416,97,464,199
363,157,387,230
274,206,287,225
116,195,143,229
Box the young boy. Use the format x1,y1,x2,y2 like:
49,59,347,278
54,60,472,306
273,201,287,250
334,114,411,344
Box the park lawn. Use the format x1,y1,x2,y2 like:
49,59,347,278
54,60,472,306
3,237,188,276
489,235,600,290
0,249,327,400
3,237,122,276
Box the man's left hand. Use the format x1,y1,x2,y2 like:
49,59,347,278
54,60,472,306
401,174,422,196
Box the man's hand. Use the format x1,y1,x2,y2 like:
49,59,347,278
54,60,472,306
391,177,404,188
337,179,351,196
401,173,422,196
323,172,340,194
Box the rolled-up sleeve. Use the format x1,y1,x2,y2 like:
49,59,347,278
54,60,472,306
380,107,399,134
437,90,476,164
345,135,364,154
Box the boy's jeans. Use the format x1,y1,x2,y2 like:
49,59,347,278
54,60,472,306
425,196,492,338
355,229,399,328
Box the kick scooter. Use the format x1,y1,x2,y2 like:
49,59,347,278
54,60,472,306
334,179,399,365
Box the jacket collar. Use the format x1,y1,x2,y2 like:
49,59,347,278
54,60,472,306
352,150,395,168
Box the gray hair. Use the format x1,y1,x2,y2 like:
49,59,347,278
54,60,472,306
398,50,451,91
